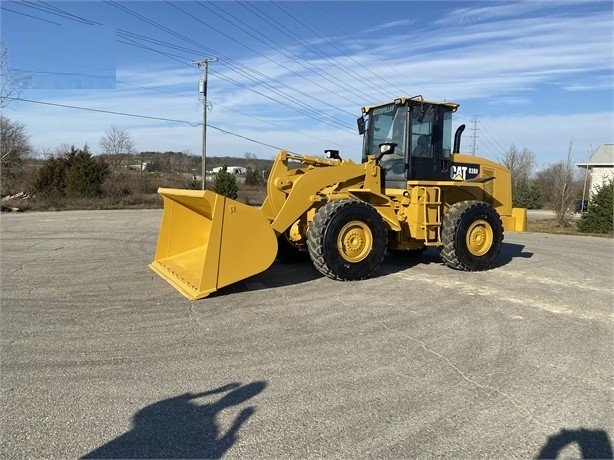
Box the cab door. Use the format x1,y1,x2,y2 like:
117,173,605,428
373,105,410,189
408,105,451,181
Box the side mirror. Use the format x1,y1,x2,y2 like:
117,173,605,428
357,116,366,135
377,143,397,162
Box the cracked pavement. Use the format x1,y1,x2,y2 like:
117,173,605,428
1,209,613,458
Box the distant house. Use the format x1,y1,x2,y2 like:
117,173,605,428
576,144,614,199
127,161,151,171
211,166,246,175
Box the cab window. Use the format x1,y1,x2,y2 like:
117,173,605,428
411,107,434,158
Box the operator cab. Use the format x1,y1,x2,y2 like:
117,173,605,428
359,96,459,188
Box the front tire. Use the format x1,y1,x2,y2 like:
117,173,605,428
441,201,503,271
307,199,387,280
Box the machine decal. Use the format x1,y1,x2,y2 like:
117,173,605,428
451,163,480,181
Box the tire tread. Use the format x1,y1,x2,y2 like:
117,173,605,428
441,200,503,271
307,199,386,280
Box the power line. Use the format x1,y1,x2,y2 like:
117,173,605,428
1,5,61,25
115,80,354,149
168,2,361,114
7,96,201,125
5,96,295,153
479,120,509,155
109,2,359,130
116,29,357,132
236,1,383,102
117,30,202,59
38,0,102,24
116,34,197,68
303,1,444,101
194,1,365,110
100,2,364,133
270,2,392,100
118,33,355,133
19,1,101,25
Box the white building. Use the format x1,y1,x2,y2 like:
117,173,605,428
211,166,247,175
576,144,614,199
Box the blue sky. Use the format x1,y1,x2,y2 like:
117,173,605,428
1,0,612,169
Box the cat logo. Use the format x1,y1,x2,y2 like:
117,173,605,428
451,164,480,181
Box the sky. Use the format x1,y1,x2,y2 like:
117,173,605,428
1,0,613,170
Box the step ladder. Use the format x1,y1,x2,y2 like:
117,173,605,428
419,186,442,245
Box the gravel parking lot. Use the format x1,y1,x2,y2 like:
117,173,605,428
1,209,613,458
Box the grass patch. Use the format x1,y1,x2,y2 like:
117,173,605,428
2,186,267,213
527,219,613,238
3,193,164,212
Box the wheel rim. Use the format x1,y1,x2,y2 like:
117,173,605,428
466,219,493,256
337,220,372,262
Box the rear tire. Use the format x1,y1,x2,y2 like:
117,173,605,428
441,201,503,271
307,199,387,280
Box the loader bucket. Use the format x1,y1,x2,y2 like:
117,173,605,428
150,188,278,300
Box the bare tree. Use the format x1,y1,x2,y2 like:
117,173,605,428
0,115,32,193
548,140,578,227
500,143,536,192
99,125,136,169
243,152,258,167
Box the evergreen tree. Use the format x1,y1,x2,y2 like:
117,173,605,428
34,146,109,198
34,157,67,197
213,166,238,199
64,146,109,197
577,179,613,233
514,181,542,209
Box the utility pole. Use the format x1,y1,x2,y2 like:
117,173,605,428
193,57,218,190
581,144,593,206
471,115,479,156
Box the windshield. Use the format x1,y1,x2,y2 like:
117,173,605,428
363,104,407,161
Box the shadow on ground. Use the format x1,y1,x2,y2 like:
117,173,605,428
537,428,613,459
496,242,534,267
215,260,321,297
215,243,532,298
217,250,423,297
82,381,267,459
382,242,533,273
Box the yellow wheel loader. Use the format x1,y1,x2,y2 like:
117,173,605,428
150,96,526,300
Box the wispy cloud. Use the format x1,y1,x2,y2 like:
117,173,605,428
562,74,614,92
434,0,599,26
363,19,414,34
474,112,612,169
